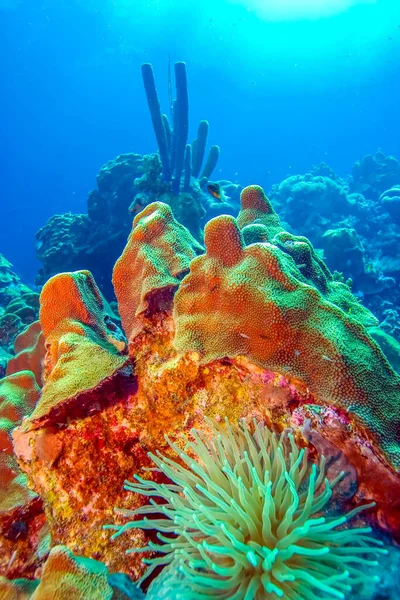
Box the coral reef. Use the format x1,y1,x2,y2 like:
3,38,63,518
322,227,365,279
6,321,45,386
349,151,400,201
380,185,400,219
273,169,349,231
0,186,398,600
3,57,400,595
131,153,207,241
90,153,143,226
35,157,142,298
35,213,91,284
0,254,32,309
367,326,400,375
31,59,400,353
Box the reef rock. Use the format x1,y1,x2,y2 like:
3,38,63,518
322,226,365,278
350,151,400,201
269,158,400,341
271,170,349,234
34,149,242,299
35,213,92,285
380,185,400,219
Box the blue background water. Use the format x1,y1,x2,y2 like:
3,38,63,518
1,0,399,282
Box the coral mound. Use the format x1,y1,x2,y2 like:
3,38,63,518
113,201,203,342
108,419,385,600
174,185,400,470
6,321,45,386
3,184,400,584
0,371,40,513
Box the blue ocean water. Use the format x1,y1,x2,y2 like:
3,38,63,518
1,0,399,282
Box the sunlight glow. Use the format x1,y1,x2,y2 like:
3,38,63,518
235,0,376,20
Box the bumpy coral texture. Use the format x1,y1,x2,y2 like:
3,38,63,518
1,546,113,600
30,545,114,600
0,255,39,377
23,270,130,428
0,544,145,599
274,172,349,229
174,186,400,469
113,201,203,342
0,371,47,579
0,372,40,514
6,321,45,386
108,419,384,600
0,576,38,600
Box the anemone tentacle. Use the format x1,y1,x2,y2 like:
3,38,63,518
106,419,386,599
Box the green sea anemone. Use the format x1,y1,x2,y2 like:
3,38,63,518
105,419,386,599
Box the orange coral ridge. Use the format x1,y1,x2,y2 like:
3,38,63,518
21,270,134,431
6,321,45,386
173,186,400,470
112,201,203,342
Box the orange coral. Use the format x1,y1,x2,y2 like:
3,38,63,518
6,321,45,386
0,576,38,600
174,188,400,470
30,545,114,600
0,371,40,495
238,185,377,325
112,202,202,343
9,275,141,577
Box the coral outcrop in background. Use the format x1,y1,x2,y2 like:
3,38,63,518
269,152,400,350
